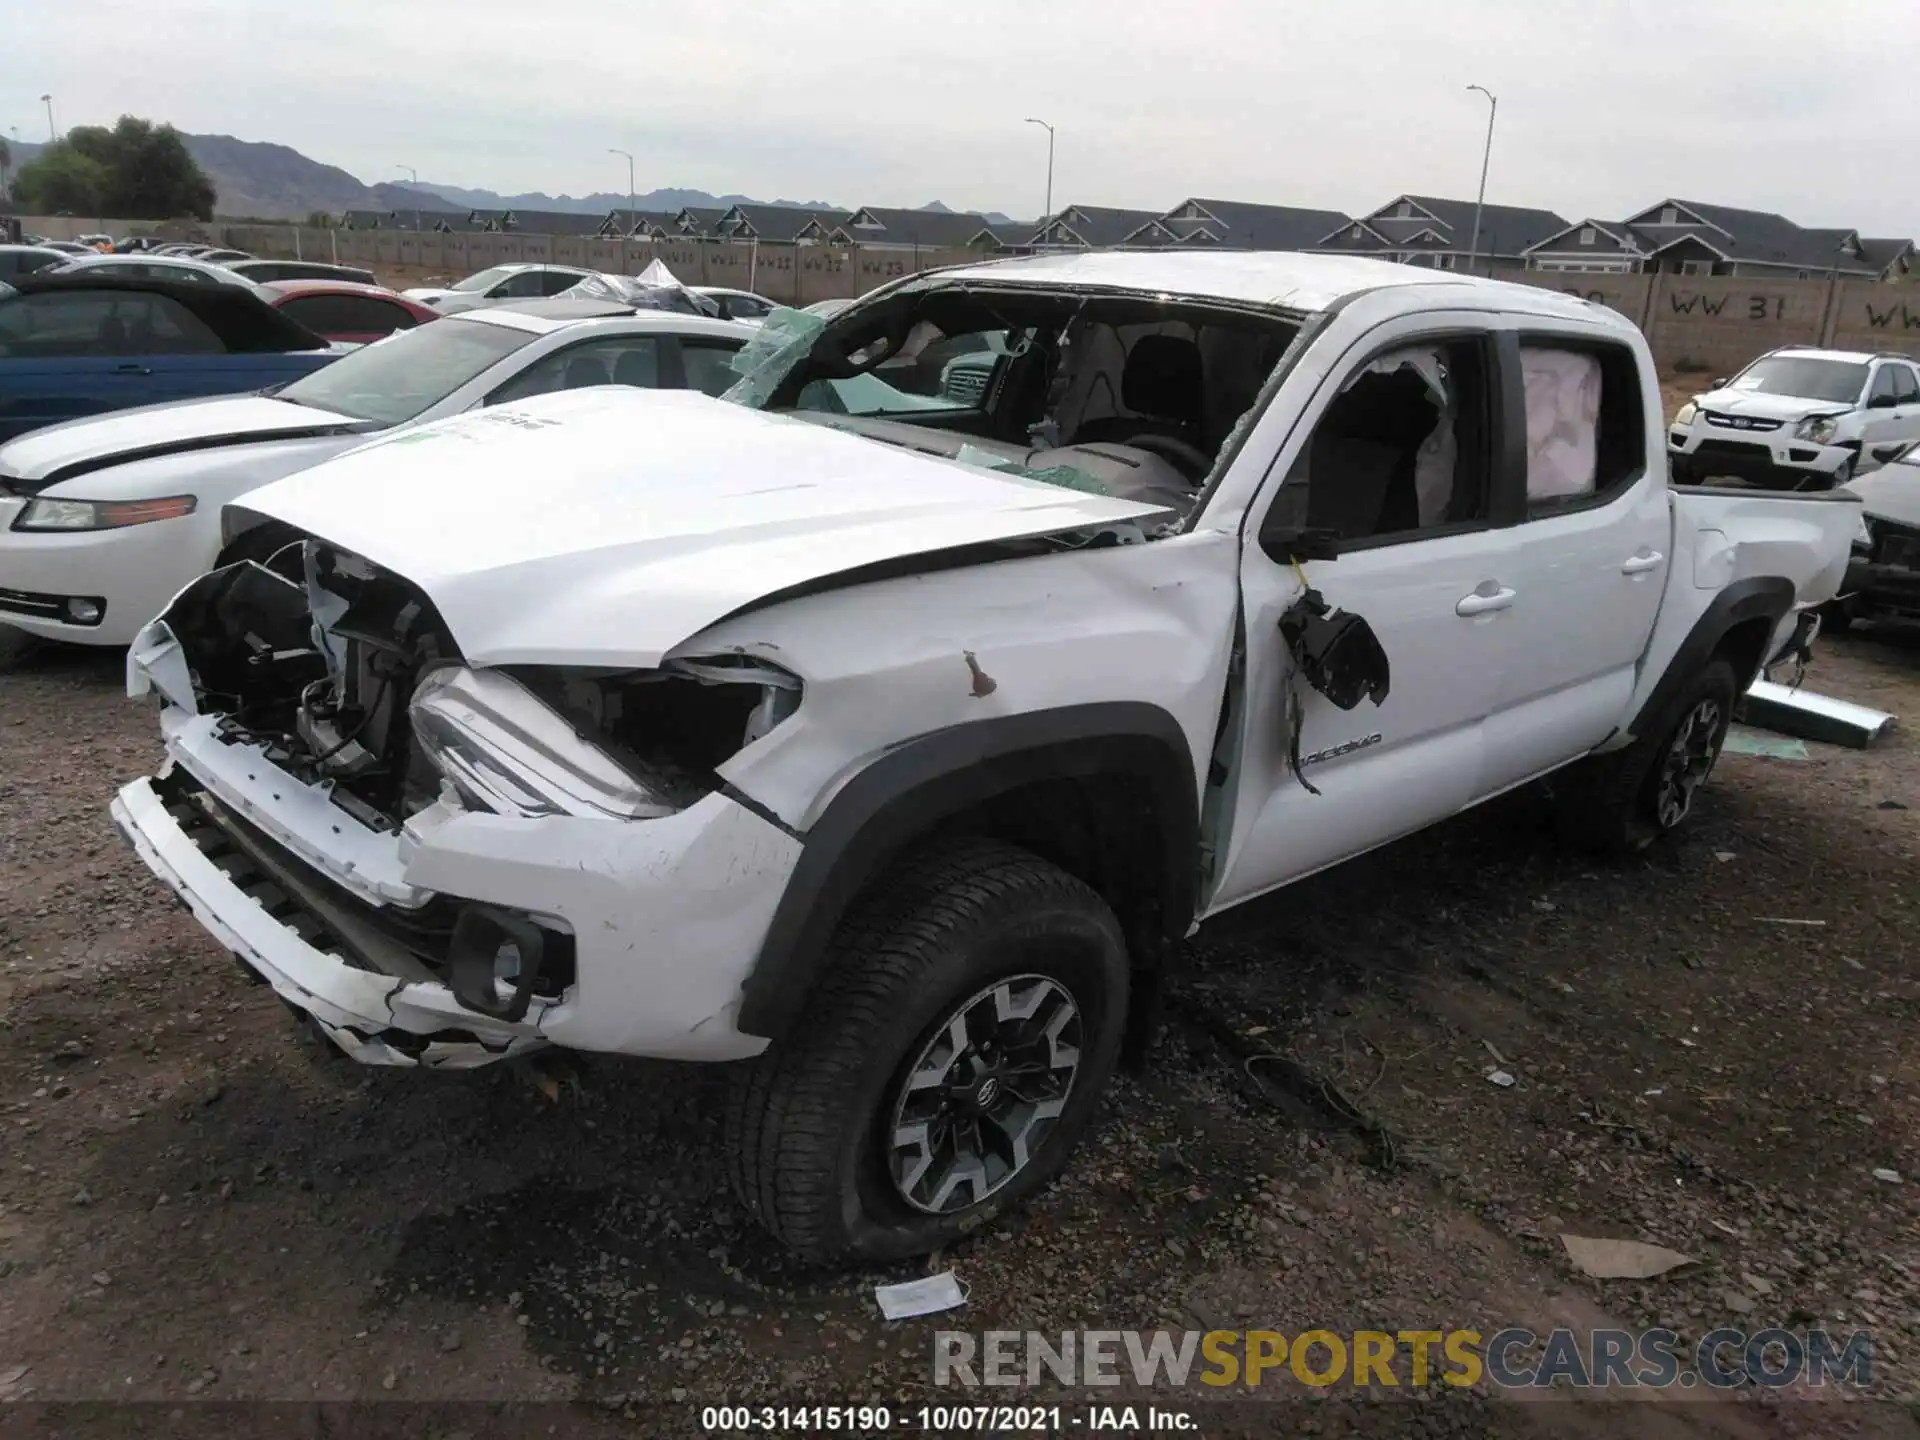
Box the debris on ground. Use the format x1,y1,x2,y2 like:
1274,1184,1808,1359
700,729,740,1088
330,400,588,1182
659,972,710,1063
874,1270,967,1320
1741,679,1897,749
1722,725,1810,760
1559,1235,1696,1280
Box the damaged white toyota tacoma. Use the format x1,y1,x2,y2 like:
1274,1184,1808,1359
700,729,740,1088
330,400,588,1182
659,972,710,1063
109,252,1860,1264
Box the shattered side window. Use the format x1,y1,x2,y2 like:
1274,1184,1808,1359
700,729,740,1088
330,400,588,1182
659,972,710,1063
721,306,827,410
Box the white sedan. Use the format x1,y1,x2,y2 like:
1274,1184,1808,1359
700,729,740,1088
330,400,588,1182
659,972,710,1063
0,300,754,662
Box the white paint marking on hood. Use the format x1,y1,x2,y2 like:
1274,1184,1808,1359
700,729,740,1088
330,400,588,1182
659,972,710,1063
242,387,1173,668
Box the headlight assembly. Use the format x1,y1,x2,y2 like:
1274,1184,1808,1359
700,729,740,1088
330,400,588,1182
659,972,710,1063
1794,414,1841,445
410,665,683,820
1673,401,1698,427
13,495,196,532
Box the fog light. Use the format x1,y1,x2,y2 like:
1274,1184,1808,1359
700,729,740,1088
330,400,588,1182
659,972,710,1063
446,906,545,1022
64,597,103,625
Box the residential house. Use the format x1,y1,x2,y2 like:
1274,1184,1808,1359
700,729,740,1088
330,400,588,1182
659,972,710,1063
1860,238,1917,282
1026,204,1173,249
1314,194,1569,269
708,204,841,244
664,207,735,239
1130,197,1353,251
1528,200,1910,279
596,209,685,241
833,205,1031,251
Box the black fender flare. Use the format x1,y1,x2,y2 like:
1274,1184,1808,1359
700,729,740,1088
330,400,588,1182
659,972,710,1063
736,702,1199,1044
1628,575,1794,742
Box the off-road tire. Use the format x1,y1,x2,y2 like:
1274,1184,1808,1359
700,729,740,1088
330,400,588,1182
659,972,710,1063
724,837,1128,1266
1552,657,1740,855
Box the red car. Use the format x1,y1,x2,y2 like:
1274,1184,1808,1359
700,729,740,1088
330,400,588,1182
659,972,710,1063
258,279,440,346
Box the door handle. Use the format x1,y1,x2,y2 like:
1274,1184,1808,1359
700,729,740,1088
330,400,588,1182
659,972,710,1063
1621,551,1666,575
1456,585,1516,617
114,362,151,375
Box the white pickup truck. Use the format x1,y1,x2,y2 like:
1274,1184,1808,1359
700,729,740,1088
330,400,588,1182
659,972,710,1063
108,252,1859,1265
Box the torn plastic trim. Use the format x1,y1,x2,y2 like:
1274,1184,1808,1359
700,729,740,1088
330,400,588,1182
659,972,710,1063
110,777,550,1057
158,710,433,907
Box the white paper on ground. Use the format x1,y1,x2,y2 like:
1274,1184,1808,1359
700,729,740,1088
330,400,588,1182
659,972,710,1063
874,1270,968,1320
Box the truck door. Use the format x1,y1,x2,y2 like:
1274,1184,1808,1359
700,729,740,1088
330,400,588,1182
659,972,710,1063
1209,319,1516,911
1476,336,1670,792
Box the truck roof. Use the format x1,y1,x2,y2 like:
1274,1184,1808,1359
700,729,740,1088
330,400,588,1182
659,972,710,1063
926,249,1630,328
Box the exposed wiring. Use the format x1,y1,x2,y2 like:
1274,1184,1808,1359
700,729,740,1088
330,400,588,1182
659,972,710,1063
300,674,391,764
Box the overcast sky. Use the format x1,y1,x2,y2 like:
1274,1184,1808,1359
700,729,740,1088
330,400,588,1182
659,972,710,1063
8,0,1917,235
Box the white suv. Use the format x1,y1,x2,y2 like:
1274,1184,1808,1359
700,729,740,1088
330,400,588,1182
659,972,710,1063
1668,347,1920,489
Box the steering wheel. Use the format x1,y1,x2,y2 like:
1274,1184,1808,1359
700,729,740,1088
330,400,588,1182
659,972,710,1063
1122,432,1213,482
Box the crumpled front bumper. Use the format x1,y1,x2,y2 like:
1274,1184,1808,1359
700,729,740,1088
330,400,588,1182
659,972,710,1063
112,775,544,1068
112,745,805,1069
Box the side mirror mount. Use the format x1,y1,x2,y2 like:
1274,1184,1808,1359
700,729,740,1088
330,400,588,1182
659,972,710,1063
1279,588,1390,712
1868,392,1898,410
1710,377,1729,390
1259,523,1341,563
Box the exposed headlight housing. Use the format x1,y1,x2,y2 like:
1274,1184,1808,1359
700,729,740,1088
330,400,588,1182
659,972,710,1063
13,494,196,532
1794,414,1841,444
1673,401,1698,427
410,665,685,820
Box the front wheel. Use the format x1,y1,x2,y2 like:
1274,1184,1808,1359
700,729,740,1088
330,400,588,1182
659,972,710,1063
1553,658,1739,854
724,838,1128,1265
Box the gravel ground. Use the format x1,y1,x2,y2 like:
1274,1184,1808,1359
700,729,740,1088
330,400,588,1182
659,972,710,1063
0,627,1916,1438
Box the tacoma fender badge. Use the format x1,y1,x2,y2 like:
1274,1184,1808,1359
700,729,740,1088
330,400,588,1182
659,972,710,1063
1301,733,1383,766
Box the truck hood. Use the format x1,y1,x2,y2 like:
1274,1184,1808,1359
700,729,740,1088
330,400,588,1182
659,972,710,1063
1698,388,1848,423
0,393,367,492
241,387,1174,668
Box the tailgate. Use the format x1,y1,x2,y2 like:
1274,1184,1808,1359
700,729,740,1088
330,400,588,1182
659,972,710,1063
1671,485,1863,608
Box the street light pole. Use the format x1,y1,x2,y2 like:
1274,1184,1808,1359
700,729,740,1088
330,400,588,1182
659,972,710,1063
606,149,637,276
1023,118,1054,235
608,147,635,240
1465,85,1497,277
397,164,419,231
40,94,55,142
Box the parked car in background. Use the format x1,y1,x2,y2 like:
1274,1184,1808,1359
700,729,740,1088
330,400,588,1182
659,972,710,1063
401,263,595,313
75,234,114,253
0,299,753,659
152,244,210,257
1833,444,1920,628
258,280,440,345
196,249,254,265
0,274,340,442
48,253,265,292
227,259,380,287
691,286,779,323
0,246,71,282
113,237,163,254
107,252,1861,1264
37,241,96,257
1669,347,1920,490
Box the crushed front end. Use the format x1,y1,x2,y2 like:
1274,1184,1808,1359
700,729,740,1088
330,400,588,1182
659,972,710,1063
112,543,805,1068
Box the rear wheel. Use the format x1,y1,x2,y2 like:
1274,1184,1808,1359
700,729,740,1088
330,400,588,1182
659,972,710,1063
1553,658,1739,854
725,838,1128,1265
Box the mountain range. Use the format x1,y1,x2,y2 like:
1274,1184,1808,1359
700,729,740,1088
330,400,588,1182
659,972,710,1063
2,132,1015,226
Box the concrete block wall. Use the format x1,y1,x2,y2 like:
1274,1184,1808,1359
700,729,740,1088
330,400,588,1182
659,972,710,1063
19,213,1919,371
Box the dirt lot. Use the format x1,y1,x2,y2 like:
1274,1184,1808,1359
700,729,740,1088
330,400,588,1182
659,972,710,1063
0,624,1916,1438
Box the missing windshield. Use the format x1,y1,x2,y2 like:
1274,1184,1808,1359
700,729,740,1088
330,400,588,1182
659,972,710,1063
726,286,1299,513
